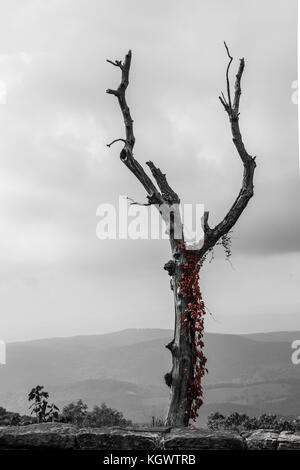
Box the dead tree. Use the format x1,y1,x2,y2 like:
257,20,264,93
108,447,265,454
106,44,256,427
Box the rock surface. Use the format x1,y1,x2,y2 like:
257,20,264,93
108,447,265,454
164,428,244,450
77,427,163,450
0,424,300,450
277,431,300,450
244,430,279,450
0,423,76,450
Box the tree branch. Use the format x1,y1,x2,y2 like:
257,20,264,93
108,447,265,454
106,50,163,203
203,211,211,238
125,196,153,206
146,161,180,204
207,45,256,248
106,59,123,68
106,138,126,148
224,41,233,110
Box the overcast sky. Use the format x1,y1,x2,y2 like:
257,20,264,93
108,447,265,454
0,0,299,342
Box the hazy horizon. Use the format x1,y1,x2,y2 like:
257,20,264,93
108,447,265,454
5,316,300,344
1,327,298,424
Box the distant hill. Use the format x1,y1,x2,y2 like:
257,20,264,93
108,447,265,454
0,328,299,425
244,331,300,343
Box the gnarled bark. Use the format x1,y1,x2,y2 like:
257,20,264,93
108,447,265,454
164,249,199,427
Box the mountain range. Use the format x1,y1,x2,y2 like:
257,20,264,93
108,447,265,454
0,328,299,426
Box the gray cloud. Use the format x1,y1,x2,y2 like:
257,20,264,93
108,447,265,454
0,0,298,340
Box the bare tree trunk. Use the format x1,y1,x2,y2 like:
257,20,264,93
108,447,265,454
165,250,193,426
164,247,204,427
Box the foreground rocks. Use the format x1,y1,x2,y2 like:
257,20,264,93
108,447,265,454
0,423,299,450
164,428,244,450
0,423,76,450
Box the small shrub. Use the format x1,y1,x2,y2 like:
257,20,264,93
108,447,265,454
61,401,132,427
207,412,226,430
86,403,132,427
61,399,88,425
28,385,59,423
0,407,34,426
207,412,300,432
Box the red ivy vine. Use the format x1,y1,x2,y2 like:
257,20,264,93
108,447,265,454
177,242,208,421
175,234,232,422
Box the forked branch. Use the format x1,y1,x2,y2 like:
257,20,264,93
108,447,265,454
106,47,255,255
204,44,256,249
106,50,179,207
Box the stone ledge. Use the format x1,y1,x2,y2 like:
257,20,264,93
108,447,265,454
0,423,299,450
164,428,245,450
277,431,300,450
244,430,279,450
0,423,76,450
77,428,163,450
